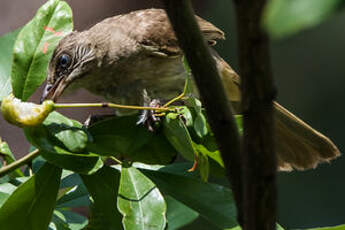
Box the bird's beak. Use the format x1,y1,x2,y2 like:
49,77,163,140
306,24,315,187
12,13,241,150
40,77,67,103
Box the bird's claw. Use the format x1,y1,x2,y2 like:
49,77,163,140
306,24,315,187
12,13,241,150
137,99,162,132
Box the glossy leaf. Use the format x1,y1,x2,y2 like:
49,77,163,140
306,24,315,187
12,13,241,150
194,112,208,138
49,210,88,230
139,164,238,229
57,171,90,208
24,112,103,174
263,0,343,39
0,29,20,101
163,113,195,161
87,115,176,165
118,166,167,230
11,0,73,100
81,166,123,230
178,106,193,127
0,139,24,177
44,112,88,153
0,183,17,208
0,162,62,230
165,195,198,230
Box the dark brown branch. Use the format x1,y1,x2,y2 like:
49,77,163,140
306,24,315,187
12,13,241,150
233,0,277,229
162,0,243,225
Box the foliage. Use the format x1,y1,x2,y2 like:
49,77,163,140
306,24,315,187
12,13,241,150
0,0,344,229
264,0,345,39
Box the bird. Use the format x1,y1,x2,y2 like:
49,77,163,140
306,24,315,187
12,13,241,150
41,8,340,171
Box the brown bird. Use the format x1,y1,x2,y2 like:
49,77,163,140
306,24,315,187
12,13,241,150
41,8,340,171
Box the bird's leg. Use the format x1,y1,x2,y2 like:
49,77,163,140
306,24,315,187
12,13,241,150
136,89,162,131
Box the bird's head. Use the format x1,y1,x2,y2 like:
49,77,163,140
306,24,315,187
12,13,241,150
41,31,96,103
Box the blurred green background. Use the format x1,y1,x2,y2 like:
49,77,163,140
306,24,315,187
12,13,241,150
0,0,344,229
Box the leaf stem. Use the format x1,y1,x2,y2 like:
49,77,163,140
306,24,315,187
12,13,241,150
110,156,123,165
0,149,40,177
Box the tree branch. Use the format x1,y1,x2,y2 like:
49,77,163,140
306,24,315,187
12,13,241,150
162,0,243,225
0,149,40,177
233,0,277,229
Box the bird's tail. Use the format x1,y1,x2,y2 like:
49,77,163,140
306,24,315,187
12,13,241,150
273,102,340,170
216,54,340,171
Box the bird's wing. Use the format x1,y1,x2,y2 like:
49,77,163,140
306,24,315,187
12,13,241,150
103,9,225,56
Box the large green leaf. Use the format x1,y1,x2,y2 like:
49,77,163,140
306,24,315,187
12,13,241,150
118,166,167,230
0,162,62,230
263,0,343,39
138,164,238,229
0,29,20,101
11,0,73,100
81,166,123,230
165,195,198,230
24,112,103,174
87,115,176,165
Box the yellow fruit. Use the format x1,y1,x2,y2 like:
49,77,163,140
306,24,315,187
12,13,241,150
1,94,54,127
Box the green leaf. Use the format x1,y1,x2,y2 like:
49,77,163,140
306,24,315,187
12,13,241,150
118,166,167,230
0,29,20,101
81,166,123,230
87,115,176,165
24,112,103,174
194,112,208,138
193,143,223,168
294,224,345,230
179,106,193,127
50,209,88,230
0,162,62,230
263,0,343,39
11,0,73,100
165,195,198,230
0,183,17,208
0,140,24,177
163,113,195,161
44,112,88,153
139,164,238,229
57,171,90,208
234,115,243,135
225,223,284,230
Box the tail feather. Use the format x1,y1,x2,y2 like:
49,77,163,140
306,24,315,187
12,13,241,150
216,53,340,171
274,102,340,171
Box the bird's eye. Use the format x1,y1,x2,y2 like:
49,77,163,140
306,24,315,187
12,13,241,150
58,54,71,68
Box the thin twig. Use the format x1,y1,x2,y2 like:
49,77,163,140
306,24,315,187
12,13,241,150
0,149,40,177
54,102,174,112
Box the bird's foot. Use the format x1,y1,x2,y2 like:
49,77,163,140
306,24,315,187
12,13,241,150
137,99,161,132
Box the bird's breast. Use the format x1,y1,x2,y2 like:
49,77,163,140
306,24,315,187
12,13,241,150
73,54,188,106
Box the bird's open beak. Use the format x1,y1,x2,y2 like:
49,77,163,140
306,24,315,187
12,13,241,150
40,77,67,103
